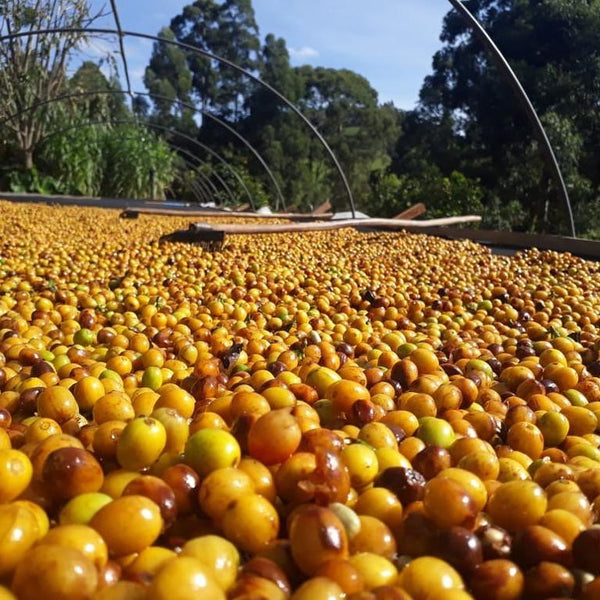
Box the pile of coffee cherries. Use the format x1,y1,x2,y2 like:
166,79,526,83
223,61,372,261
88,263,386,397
0,200,600,599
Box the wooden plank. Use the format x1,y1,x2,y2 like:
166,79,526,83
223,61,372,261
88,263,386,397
312,201,332,215
235,203,250,212
120,207,333,221
393,203,426,220
188,215,482,236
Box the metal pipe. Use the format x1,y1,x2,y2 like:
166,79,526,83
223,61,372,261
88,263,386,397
169,143,236,205
187,160,219,198
108,0,133,98
0,28,360,212
1,88,283,210
135,91,286,210
448,0,576,237
188,176,210,204
176,160,205,204
172,154,214,203
190,172,214,203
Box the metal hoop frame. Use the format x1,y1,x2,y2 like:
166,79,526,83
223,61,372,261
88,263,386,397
0,13,575,229
171,145,231,204
0,27,353,215
178,160,210,204
188,169,215,203
134,121,255,209
168,142,236,205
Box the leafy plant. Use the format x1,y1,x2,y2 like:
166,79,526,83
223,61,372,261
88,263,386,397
101,125,176,200
41,120,105,197
39,122,177,200
364,167,485,220
8,167,62,195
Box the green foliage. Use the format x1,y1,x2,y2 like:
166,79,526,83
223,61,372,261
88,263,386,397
168,155,269,208
41,119,105,197
143,2,402,214
101,125,176,200
365,172,408,218
69,62,129,122
0,0,105,169
5,0,600,233
39,122,176,200
396,0,600,237
146,0,260,120
8,167,62,195
144,26,196,129
237,170,270,208
364,167,485,221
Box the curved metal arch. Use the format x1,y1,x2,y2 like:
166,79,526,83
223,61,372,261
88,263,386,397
172,152,218,204
0,88,285,211
167,141,236,205
38,117,255,209
188,169,215,203
174,157,208,204
189,179,210,204
152,148,207,203
136,91,286,211
168,150,219,204
144,121,255,209
0,27,354,216
176,152,220,199
448,0,575,237
185,171,210,204
183,177,204,204
107,132,234,203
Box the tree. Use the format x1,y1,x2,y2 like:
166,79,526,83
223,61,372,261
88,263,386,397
144,26,196,129
146,0,261,121
401,0,600,234
69,61,128,122
39,121,177,199
209,0,261,118
142,2,409,213
364,167,485,220
246,33,303,121
243,34,311,208
101,125,176,199
243,34,404,212
296,66,401,209
0,0,106,169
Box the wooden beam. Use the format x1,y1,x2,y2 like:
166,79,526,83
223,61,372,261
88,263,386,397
312,201,332,215
120,207,333,221
393,203,426,220
187,215,482,236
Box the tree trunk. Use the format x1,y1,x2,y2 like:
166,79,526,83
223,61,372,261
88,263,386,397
22,148,34,171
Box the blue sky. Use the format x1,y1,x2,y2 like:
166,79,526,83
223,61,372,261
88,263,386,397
88,0,449,109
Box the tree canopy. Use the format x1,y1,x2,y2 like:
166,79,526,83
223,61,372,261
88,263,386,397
393,0,600,235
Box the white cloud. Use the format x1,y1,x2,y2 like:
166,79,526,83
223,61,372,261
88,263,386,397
289,46,319,60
